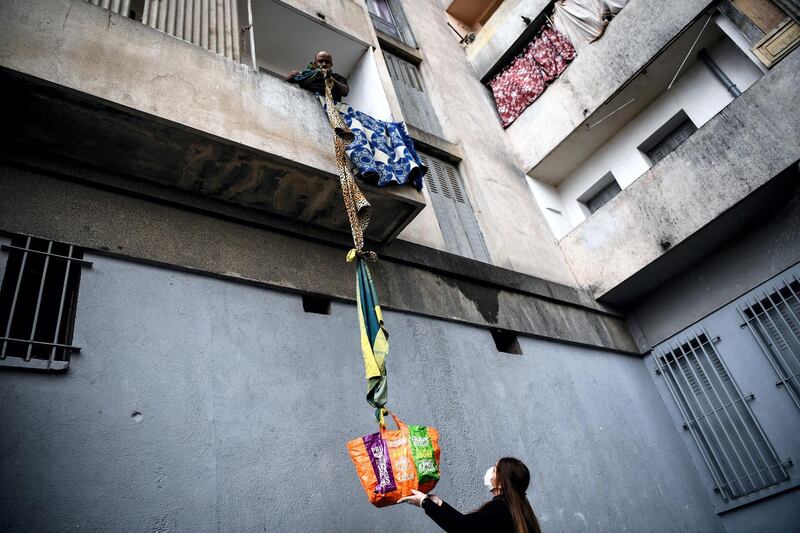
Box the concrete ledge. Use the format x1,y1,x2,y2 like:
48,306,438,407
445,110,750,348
558,49,800,298
0,165,638,353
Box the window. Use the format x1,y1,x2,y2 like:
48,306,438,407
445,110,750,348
418,152,490,263
367,0,417,47
738,275,800,412
578,172,621,215
654,328,789,500
0,235,90,372
383,51,444,137
639,111,698,165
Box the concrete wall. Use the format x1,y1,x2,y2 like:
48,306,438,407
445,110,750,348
558,48,800,298
0,0,336,179
0,249,724,532
0,167,635,353
389,0,576,284
540,30,763,236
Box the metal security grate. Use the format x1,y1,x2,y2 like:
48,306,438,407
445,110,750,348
738,274,800,412
654,328,788,500
0,235,91,372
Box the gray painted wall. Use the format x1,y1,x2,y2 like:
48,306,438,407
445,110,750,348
1,250,723,532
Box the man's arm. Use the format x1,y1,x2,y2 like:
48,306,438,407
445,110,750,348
331,73,349,97
285,70,301,82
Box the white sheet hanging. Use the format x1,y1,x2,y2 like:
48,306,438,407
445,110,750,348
552,0,607,51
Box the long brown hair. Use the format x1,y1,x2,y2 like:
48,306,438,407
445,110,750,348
495,457,541,533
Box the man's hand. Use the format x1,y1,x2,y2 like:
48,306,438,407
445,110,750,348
285,70,300,81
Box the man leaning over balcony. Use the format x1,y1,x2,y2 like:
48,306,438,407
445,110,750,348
286,50,350,102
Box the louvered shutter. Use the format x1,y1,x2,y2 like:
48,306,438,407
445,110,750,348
383,52,445,138
418,153,490,263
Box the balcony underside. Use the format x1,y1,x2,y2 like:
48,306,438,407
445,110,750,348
1,70,422,243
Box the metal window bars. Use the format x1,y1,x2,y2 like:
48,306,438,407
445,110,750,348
654,327,788,500
737,274,800,412
0,236,91,372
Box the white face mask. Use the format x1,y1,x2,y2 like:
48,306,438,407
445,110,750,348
483,466,496,491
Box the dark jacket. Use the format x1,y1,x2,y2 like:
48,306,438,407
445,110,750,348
288,70,349,102
422,495,515,533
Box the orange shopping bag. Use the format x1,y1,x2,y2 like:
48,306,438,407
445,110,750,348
347,411,441,507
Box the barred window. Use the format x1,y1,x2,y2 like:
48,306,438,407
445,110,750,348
0,235,90,372
738,274,800,412
654,328,789,500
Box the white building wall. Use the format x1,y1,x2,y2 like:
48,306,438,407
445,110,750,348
540,29,764,238
343,48,394,122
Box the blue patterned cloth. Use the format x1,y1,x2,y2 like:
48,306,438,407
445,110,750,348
325,101,427,191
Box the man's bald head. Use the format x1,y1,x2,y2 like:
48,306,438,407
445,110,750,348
315,50,333,70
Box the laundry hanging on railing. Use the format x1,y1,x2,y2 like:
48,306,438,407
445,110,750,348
552,0,629,52
324,102,427,191
489,24,576,127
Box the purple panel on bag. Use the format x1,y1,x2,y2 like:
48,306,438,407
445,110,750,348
363,432,397,494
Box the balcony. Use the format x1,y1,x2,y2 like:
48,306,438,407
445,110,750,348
0,0,423,243
557,47,800,301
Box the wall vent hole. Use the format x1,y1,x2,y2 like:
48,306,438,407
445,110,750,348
491,329,522,355
302,294,332,315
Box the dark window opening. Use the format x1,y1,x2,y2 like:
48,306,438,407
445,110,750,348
0,235,89,372
129,0,145,21
302,294,332,315
491,329,522,355
639,110,698,165
578,172,621,215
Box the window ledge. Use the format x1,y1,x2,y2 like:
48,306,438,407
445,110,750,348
0,358,69,372
377,31,423,64
405,125,463,164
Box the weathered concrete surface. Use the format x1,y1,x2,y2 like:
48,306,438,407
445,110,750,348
393,0,577,285
0,166,636,353
629,169,800,348
559,48,800,298
0,250,723,532
0,0,424,239
1,69,421,243
506,0,711,173
466,0,549,79
280,0,375,47
0,0,332,181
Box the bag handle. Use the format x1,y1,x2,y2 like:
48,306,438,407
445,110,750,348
378,408,408,437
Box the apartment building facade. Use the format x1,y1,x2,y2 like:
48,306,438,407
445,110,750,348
0,0,798,531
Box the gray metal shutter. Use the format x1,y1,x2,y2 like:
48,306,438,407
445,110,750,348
418,153,490,263
647,118,698,164
738,276,800,412
586,180,621,214
383,52,444,138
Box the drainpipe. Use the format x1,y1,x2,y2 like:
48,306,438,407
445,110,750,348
247,0,257,70
698,49,741,97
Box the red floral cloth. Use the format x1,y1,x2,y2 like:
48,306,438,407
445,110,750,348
489,25,576,128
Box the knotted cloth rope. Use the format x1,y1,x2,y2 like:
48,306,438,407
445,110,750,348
321,74,388,424
322,75,372,254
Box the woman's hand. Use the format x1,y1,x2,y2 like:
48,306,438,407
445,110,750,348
399,489,429,507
